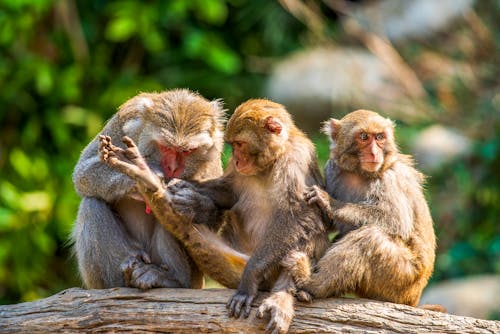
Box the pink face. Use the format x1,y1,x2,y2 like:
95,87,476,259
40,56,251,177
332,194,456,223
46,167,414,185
356,131,386,172
157,143,196,178
231,141,254,176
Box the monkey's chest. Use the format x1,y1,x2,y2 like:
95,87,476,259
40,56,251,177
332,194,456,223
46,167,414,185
232,192,273,252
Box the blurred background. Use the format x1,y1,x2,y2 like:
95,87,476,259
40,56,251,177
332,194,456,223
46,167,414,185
0,0,498,319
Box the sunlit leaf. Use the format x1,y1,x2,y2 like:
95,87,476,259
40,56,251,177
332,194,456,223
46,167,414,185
62,106,88,126
0,182,21,210
19,192,52,212
35,63,53,95
31,157,49,181
206,44,241,74
105,17,137,41
0,207,14,231
9,149,31,179
195,0,228,25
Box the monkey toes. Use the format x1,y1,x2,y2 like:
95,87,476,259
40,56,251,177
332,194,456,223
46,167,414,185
98,135,164,192
121,254,179,290
256,292,294,334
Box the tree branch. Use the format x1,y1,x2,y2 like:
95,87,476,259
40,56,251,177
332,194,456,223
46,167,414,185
1,288,498,333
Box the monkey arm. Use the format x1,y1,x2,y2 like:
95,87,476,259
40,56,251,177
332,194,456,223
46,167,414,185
167,177,237,230
191,177,238,209
73,140,138,202
305,185,412,237
99,135,249,288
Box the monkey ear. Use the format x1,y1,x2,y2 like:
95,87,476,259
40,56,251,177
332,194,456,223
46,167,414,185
321,119,341,139
264,116,283,135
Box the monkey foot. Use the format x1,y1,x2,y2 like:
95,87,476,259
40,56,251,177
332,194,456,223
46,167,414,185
99,135,163,192
256,291,294,334
121,254,182,289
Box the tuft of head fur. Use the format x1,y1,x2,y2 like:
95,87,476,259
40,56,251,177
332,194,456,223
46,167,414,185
117,89,226,153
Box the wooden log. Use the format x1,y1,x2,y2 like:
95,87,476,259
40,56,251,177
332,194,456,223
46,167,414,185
0,288,498,333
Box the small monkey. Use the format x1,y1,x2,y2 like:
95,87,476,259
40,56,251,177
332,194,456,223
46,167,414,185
72,89,225,290
283,109,440,310
99,99,330,334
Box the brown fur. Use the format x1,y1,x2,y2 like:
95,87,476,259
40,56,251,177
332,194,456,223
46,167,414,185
72,89,224,289
285,109,437,308
98,99,329,333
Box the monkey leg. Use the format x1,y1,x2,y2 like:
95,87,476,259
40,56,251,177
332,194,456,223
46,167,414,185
73,197,147,288
149,223,204,289
302,225,426,306
99,135,248,288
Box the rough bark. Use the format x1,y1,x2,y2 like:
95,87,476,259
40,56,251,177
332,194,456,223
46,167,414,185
0,288,498,333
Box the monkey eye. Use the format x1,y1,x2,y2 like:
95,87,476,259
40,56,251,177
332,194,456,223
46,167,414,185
375,133,385,141
232,141,244,149
359,132,369,141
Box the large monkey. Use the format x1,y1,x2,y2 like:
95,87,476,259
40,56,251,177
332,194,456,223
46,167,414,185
72,89,225,290
98,99,330,334
283,109,438,309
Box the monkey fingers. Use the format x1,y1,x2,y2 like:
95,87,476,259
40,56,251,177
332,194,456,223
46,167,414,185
295,290,313,303
120,252,152,287
99,135,163,192
304,186,332,216
121,254,182,289
227,291,255,318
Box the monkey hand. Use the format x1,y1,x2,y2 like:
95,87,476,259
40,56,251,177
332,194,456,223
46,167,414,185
121,253,182,289
227,288,257,319
256,291,294,334
99,135,163,192
304,185,334,220
167,179,218,225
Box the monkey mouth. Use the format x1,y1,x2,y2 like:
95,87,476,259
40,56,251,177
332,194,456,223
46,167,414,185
233,160,255,176
360,161,383,172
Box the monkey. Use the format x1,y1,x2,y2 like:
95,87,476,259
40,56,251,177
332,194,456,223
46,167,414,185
71,89,225,290
281,109,442,311
98,99,330,334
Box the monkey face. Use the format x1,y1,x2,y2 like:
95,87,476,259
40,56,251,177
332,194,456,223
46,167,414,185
356,131,387,172
226,117,287,176
120,89,225,180
325,109,397,176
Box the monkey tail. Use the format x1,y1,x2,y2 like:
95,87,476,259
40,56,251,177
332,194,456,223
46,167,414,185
419,304,447,313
